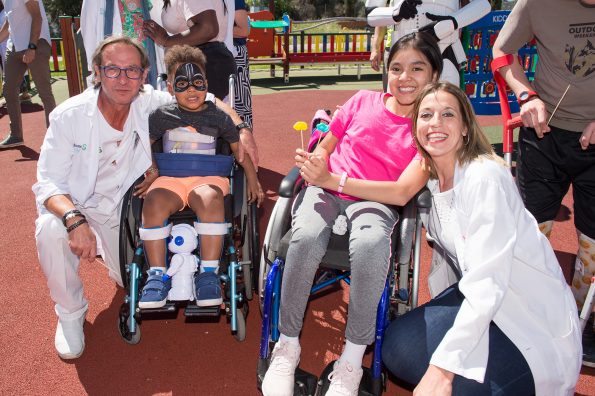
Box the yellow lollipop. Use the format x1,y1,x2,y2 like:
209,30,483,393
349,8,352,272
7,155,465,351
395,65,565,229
293,121,308,151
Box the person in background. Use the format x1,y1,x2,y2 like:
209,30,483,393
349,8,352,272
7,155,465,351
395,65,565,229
80,0,165,88
0,0,56,148
232,0,253,129
492,0,595,367
366,0,491,86
143,0,237,101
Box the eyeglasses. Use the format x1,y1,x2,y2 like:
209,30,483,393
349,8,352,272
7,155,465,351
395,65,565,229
100,65,145,80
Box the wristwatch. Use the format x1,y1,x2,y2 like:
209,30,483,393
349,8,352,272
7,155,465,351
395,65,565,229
235,122,252,132
27,42,37,51
518,90,539,106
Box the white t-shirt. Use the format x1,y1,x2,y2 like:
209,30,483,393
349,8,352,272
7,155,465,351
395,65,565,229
3,0,51,52
161,0,228,44
85,112,137,224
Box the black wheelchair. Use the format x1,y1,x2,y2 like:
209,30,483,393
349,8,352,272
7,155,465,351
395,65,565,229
256,166,430,395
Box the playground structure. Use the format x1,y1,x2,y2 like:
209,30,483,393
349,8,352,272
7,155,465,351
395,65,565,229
248,11,375,83
53,11,537,127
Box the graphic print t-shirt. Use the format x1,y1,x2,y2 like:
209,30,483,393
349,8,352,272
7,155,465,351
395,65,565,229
496,0,595,131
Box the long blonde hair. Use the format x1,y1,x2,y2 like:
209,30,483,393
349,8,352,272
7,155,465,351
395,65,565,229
412,82,502,178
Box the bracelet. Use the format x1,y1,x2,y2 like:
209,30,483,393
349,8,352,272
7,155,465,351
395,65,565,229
145,166,159,175
62,209,83,227
66,218,88,233
338,171,348,194
235,122,252,133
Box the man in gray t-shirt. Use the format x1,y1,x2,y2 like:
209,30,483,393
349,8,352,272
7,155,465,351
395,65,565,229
493,0,595,366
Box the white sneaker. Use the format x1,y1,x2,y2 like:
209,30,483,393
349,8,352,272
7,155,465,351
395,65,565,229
54,315,85,359
326,360,363,396
261,341,301,396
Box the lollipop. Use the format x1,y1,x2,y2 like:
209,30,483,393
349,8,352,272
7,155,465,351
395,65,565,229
315,122,330,148
293,121,308,151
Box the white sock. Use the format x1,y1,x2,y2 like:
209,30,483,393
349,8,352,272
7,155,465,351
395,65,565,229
200,260,219,274
149,266,166,274
338,340,366,368
279,333,300,346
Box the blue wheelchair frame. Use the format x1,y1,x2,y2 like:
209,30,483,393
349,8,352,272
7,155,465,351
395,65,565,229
256,167,429,395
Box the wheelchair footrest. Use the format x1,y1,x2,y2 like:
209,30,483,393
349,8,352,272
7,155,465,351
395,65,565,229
184,305,221,317
139,302,178,314
317,361,384,396
256,358,318,396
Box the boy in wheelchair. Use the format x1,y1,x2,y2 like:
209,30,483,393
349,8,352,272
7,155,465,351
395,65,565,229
137,45,264,309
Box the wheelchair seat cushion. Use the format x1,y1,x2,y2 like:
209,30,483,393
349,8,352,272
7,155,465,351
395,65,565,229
139,269,172,309
194,272,223,307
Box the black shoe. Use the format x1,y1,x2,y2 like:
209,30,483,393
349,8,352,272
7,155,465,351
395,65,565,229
0,135,24,148
583,316,595,367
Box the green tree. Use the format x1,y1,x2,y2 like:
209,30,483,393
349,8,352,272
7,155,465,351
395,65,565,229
42,0,82,20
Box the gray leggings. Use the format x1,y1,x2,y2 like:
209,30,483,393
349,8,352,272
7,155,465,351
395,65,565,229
279,186,398,345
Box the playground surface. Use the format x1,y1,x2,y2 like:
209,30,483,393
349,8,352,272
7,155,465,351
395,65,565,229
0,70,593,395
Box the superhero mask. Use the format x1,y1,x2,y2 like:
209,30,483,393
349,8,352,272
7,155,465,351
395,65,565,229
173,63,206,93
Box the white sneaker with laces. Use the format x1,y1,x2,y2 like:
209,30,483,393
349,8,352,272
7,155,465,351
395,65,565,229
54,315,86,359
326,360,363,396
261,341,301,396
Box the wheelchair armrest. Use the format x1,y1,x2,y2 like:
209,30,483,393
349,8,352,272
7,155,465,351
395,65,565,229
415,187,432,209
278,166,305,198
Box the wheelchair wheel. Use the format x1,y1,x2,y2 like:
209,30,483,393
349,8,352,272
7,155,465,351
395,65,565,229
119,178,144,289
117,303,141,345
259,196,292,312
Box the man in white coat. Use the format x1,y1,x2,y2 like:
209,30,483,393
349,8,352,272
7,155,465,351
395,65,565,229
33,35,257,360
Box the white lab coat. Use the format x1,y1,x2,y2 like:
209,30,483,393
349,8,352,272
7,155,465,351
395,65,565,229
32,85,172,215
428,158,581,396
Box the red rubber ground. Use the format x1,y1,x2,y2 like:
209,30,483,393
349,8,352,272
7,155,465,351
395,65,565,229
0,93,592,395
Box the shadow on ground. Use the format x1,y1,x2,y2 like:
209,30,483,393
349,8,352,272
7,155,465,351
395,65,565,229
253,73,380,92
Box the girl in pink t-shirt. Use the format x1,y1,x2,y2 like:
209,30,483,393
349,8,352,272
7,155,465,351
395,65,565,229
262,32,443,396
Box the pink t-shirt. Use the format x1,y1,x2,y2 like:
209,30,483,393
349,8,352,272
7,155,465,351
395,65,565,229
328,90,420,201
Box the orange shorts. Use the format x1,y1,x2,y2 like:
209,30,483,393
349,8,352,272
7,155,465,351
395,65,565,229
147,176,230,209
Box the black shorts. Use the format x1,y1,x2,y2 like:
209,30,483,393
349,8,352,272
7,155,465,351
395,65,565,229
516,125,595,238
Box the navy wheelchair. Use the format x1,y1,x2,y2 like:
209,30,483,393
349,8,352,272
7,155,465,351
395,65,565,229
117,138,260,345
256,166,430,395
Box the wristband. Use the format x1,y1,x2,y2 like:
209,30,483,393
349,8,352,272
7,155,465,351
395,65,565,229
66,218,88,233
235,122,252,132
62,209,83,227
338,171,348,194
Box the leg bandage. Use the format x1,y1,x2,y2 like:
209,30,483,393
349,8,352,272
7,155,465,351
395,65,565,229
572,232,595,309
193,221,230,236
194,221,230,274
538,220,554,239
139,223,172,268
139,224,173,241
